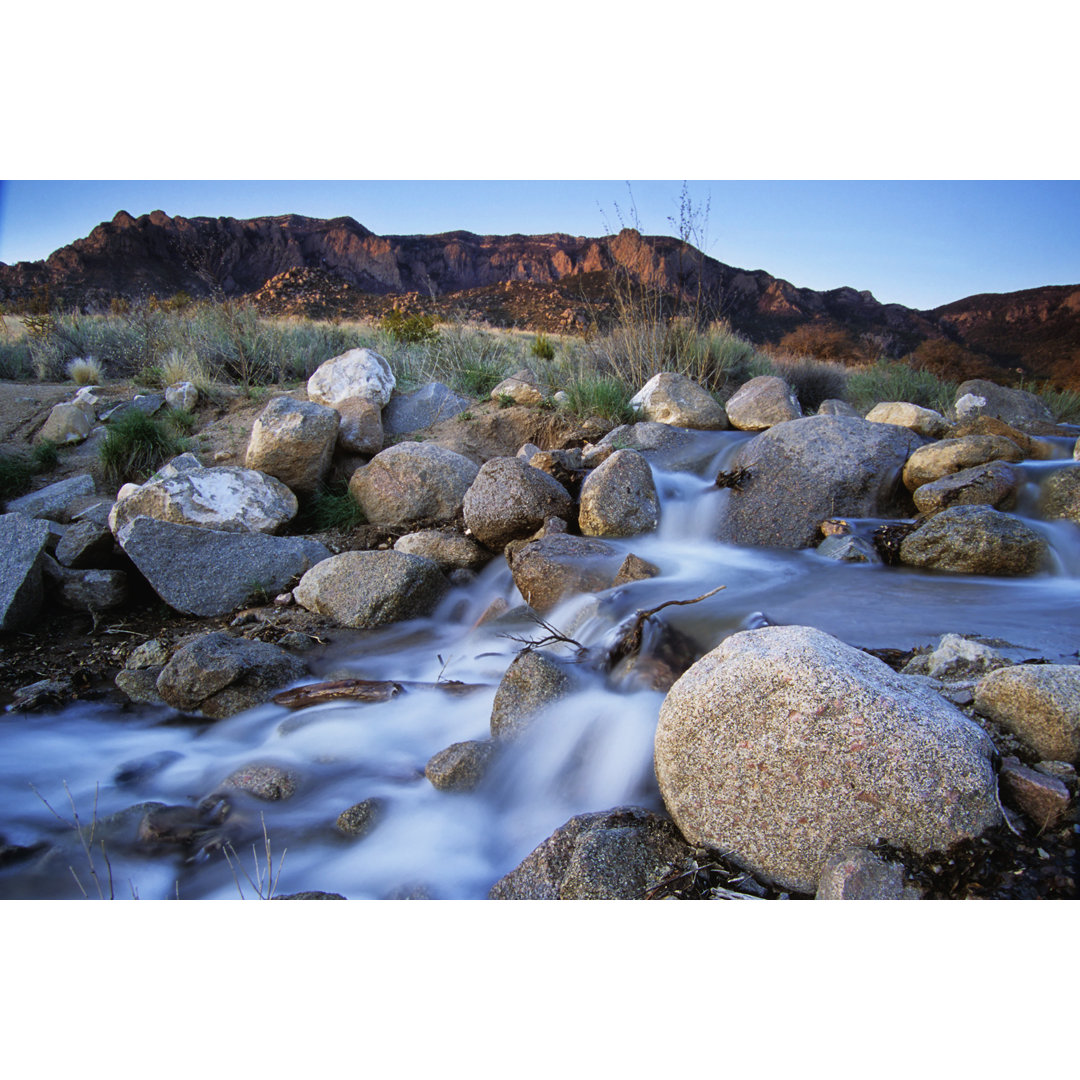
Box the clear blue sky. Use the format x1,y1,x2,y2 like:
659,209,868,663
0,179,1076,312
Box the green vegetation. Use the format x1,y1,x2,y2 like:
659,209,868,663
380,308,438,344
293,483,367,532
530,332,555,361
0,440,60,500
561,374,635,424
99,408,189,484
1035,385,1080,424
844,360,956,415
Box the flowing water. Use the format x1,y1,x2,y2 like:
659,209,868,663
3,432,1079,899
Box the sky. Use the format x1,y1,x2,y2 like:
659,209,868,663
0,179,1077,312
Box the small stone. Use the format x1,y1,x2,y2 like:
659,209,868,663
335,798,384,837
612,553,662,586
815,847,923,899
999,757,1071,828
221,763,299,801
425,740,497,791
9,678,72,712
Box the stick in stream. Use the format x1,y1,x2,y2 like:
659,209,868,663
272,677,490,711
610,585,726,663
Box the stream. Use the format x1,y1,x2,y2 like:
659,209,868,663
3,431,1079,899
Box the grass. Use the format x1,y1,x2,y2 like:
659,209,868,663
99,408,189,484
66,357,103,385
844,360,957,415
1031,384,1080,424
561,373,635,424
0,440,60,499
292,482,366,532
772,356,850,412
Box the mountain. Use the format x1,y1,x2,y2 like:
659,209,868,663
1,210,1077,385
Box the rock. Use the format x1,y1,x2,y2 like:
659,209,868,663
69,496,115,528
393,529,491,572
509,534,624,613
35,403,91,445
898,505,1047,576
335,798,384,837
165,381,198,412
974,664,1080,762
629,372,728,430
724,375,802,430
276,892,346,900
612,553,661,586
350,442,479,527
491,370,544,406
815,847,923,899
911,460,1022,515
0,513,49,631
902,436,1025,492
126,639,171,669
953,379,1055,430
114,668,166,706
462,457,574,551
1036,467,1080,525
52,567,128,611
865,401,950,438
816,534,881,563
54,520,117,568
998,757,1071,828
718,416,922,549
118,518,331,616
72,385,102,418
949,415,1049,459
596,422,727,471
293,549,448,629
220,763,299,801
153,452,204,479
425,740,498,790
306,347,395,409
156,632,306,719
383,382,472,435
244,396,340,494
5,474,95,521
489,807,693,900
132,393,164,415
335,396,384,455
902,634,1007,680
817,399,861,418
654,624,1001,893
489,649,578,738
578,449,659,537
109,466,298,539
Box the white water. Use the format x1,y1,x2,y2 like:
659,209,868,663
3,437,1079,899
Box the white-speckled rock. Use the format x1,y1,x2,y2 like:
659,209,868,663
306,348,395,409
974,664,1080,763
865,401,950,439
630,372,728,430
724,375,802,431
578,448,659,537
245,396,339,493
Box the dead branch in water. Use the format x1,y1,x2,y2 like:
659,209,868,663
272,677,490,711
611,586,725,663
500,614,587,656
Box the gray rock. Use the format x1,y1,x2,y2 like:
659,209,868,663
118,517,331,616
489,650,578,739
425,740,497,790
953,379,1055,430
865,401,950,438
629,372,728,430
974,664,1080,763
156,632,306,719
0,513,50,631
244,396,340,494
132,393,165,415
393,529,491,572
462,457,574,551
54,520,116,568
9,678,72,712
35,403,91,445
815,534,881,563
654,624,1001,893
902,634,1008,681
219,762,300,800
912,460,1022,515
578,449,659,538
489,807,693,900
1036,466,1080,525
612,552,662,585
335,797,384,837
52,567,128,612
5,474,95,521
899,505,1047,576
335,396,384,455
292,549,448,629
815,847,923,899
125,639,171,669
275,892,346,900
725,375,802,430
718,415,923,549
596,422,726,471
307,348,395,409
115,668,166,706
350,442,479,527
817,399,861,418
903,435,1025,491
508,533,623,613
384,382,472,435
165,381,198,412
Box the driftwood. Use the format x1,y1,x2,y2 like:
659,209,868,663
608,586,725,665
273,677,489,711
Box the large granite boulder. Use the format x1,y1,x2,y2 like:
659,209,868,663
1036,466,1080,525
462,457,574,551
0,513,50,630
953,379,1055,431
717,415,923,549
578,449,659,537
654,625,1000,893
35,403,91,445
383,382,472,435
974,664,1080,763
911,460,1023,515
393,529,491,572
508,534,624,613
306,348,395,409
898,505,1048,576
244,396,339,494
865,401,950,439
349,442,479,527
724,375,802,430
902,435,1025,492
489,649,579,739
5,474,95,521
335,397,383,455
629,372,728,430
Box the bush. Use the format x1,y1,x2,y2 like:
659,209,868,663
562,374,635,424
531,333,555,361
845,360,956,414
778,322,862,362
380,308,438,344
99,409,188,484
66,357,104,385
293,484,366,532
773,357,849,412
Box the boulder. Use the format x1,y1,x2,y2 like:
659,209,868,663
5,474,95,521
0,513,50,631
629,372,728,430
54,520,117,569
462,457,574,551
578,449,659,537
425,740,498,790
350,442,479,527
306,347,395,409
953,379,1055,430
335,397,384,455
51,567,128,612
817,399,861,418
508,534,624,613
488,807,693,900
594,422,723,471
949,415,1050,459
612,552,662,585
393,529,491,572
156,632,306,719
898,505,1047,576
219,763,300,801
974,665,1080,763
654,624,1001,893
902,634,1007,681
383,382,472,435
244,396,340,494
815,848,923,900
902,436,1025,492
165,382,198,412
109,466,298,539
1036,467,1080,526
724,375,802,430
489,649,578,739
35,403,91,445
292,550,448,629
117,517,331,616
911,460,1023,515
491,370,544,406
998,757,1071,828
717,415,922,549
865,401,950,439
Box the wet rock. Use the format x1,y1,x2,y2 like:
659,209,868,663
974,664,1080,762
165,381,198,412
817,399,861,418
114,668,166,706
113,750,182,787
998,757,1071,828
276,891,346,899
654,624,1001,893
724,375,802,430
578,448,659,538
425,740,497,791
293,549,448,629
383,382,472,435
509,533,623,613
948,415,1049,459
816,534,881,563
35,403,91,445
902,634,1008,680
594,422,722,471
865,401,950,439
953,379,1055,430
54,520,117,569
9,678,72,712
350,442,479,528
1036,466,1080,526
898,505,1047,576
462,457,574,551
156,632,306,719
815,847,923,899
902,435,1025,492
220,762,300,801
718,415,922,549
0,513,49,631
393,528,491,572
912,460,1022,515
335,396,384,455
489,806,694,900
491,369,545,406
307,347,395,409
244,396,340,494
490,649,578,738
109,466,298,539
136,804,206,846
118,517,331,616
612,552,661,586
5,474,96,521
335,797,384,837
629,372,728,430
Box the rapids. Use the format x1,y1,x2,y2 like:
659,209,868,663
2,431,1079,899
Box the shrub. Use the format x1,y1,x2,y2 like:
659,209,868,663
845,360,956,414
380,308,438,344
66,357,104,385
562,374,635,424
778,322,862,362
1034,385,1080,424
99,409,188,484
292,483,366,532
773,356,849,412
531,333,556,361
